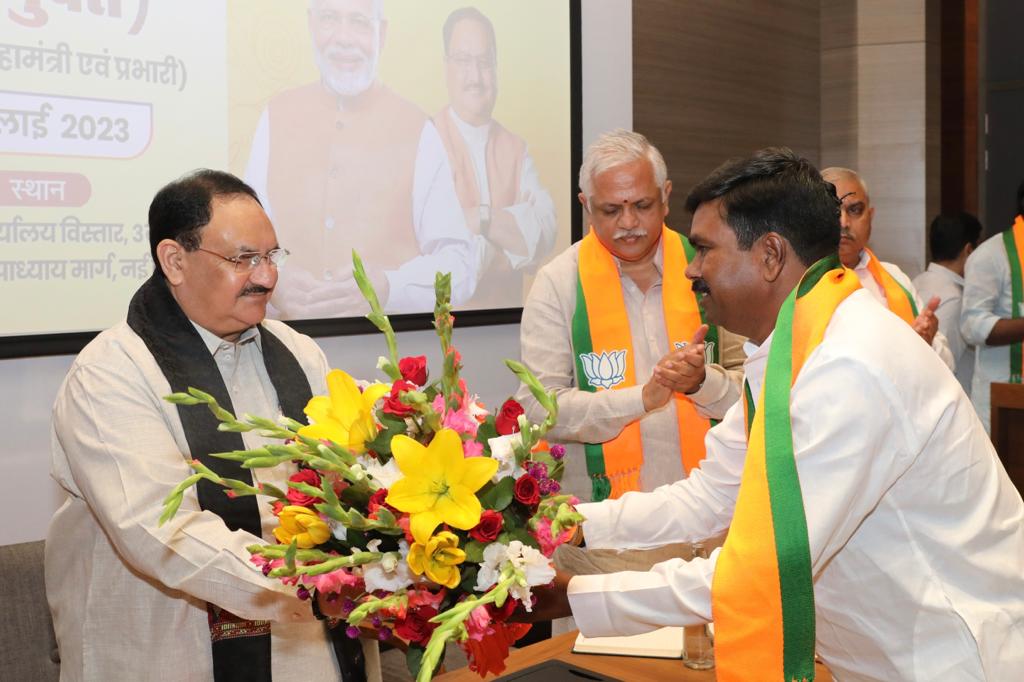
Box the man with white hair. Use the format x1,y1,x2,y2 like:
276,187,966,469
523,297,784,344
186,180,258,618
821,167,955,369
517,130,744,506
245,0,482,317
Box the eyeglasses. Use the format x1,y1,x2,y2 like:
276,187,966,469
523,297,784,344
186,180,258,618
446,52,496,73
196,247,290,273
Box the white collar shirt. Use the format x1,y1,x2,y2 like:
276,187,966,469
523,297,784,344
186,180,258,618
568,289,1024,681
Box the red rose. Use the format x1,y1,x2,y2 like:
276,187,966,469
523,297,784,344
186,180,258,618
394,605,439,646
495,398,524,436
382,380,417,417
285,469,322,507
469,509,504,543
398,355,428,386
367,488,398,518
513,474,540,506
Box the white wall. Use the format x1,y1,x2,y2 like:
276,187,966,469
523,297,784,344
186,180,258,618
0,0,633,546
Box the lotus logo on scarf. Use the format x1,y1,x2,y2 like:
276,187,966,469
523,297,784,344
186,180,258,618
579,350,627,389
673,340,716,366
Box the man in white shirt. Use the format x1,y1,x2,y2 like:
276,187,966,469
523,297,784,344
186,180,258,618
821,167,955,370
433,7,557,310
245,0,483,317
46,170,381,682
517,130,744,505
527,149,1024,681
961,181,1024,432
913,212,982,394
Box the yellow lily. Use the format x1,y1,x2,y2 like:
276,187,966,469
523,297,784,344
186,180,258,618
386,428,498,543
406,530,466,588
273,505,331,548
298,370,390,454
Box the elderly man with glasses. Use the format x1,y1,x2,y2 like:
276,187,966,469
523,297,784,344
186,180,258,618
45,169,381,682
432,6,558,309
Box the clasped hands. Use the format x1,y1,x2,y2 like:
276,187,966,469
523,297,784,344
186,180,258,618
273,265,390,319
642,324,710,413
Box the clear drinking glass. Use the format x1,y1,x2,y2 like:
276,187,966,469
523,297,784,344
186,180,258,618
683,542,715,670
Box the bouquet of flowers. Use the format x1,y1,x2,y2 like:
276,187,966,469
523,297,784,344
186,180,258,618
160,254,583,680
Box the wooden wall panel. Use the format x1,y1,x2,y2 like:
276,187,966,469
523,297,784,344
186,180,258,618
632,0,821,230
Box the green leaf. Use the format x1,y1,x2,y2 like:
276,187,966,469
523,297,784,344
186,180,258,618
405,645,426,678
463,540,486,563
478,476,514,511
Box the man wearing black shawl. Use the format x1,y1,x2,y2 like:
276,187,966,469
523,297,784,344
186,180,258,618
45,170,380,682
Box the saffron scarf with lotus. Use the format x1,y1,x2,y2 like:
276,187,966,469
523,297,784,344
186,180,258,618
862,247,918,324
1002,217,1024,382
571,225,717,501
711,255,859,682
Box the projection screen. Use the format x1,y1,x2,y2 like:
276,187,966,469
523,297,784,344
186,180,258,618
0,0,580,356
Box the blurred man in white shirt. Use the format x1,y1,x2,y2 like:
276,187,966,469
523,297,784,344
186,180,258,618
913,212,982,394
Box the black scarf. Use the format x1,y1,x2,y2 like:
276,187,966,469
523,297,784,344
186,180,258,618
127,274,366,682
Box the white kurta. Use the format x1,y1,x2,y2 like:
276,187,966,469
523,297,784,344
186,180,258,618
961,230,1021,433
447,107,556,271
516,239,746,500
568,289,1024,681
46,319,381,682
913,262,974,393
852,250,956,371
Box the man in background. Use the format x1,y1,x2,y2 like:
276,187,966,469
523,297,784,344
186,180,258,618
961,181,1024,432
913,212,982,394
433,6,557,309
246,0,483,317
46,170,379,682
821,167,955,370
517,130,744,505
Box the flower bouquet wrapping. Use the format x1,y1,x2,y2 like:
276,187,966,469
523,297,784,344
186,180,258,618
160,254,583,680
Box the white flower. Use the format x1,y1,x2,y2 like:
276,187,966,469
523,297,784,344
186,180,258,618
487,434,525,483
362,539,415,592
468,397,489,420
357,454,402,488
475,542,508,592
473,541,555,611
375,356,390,370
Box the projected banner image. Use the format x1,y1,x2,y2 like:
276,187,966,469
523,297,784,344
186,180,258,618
0,0,575,344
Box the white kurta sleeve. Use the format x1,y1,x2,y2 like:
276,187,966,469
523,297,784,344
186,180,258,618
501,150,557,270
52,360,313,624
961,242,1009,346
569,345,913,640
515,263,648,443
384,121,486,312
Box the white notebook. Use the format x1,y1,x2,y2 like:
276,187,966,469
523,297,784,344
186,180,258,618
571,626,684,659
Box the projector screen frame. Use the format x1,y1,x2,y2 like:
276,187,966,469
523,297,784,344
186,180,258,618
0,0,583,360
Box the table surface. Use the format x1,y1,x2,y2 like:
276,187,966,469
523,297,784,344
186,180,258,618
435,630,833,681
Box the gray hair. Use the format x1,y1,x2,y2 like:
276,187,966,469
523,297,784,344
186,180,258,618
308,0,383,20
578,129,668,202
821,166,870,202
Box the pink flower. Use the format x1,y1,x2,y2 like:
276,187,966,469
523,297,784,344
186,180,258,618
463,440,484,458
302,567,361,594
407,586,445,610
443,406,479,437
532,517,575,557
466,604,494,641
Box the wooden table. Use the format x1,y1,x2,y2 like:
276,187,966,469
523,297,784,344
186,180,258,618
436,631,832,681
